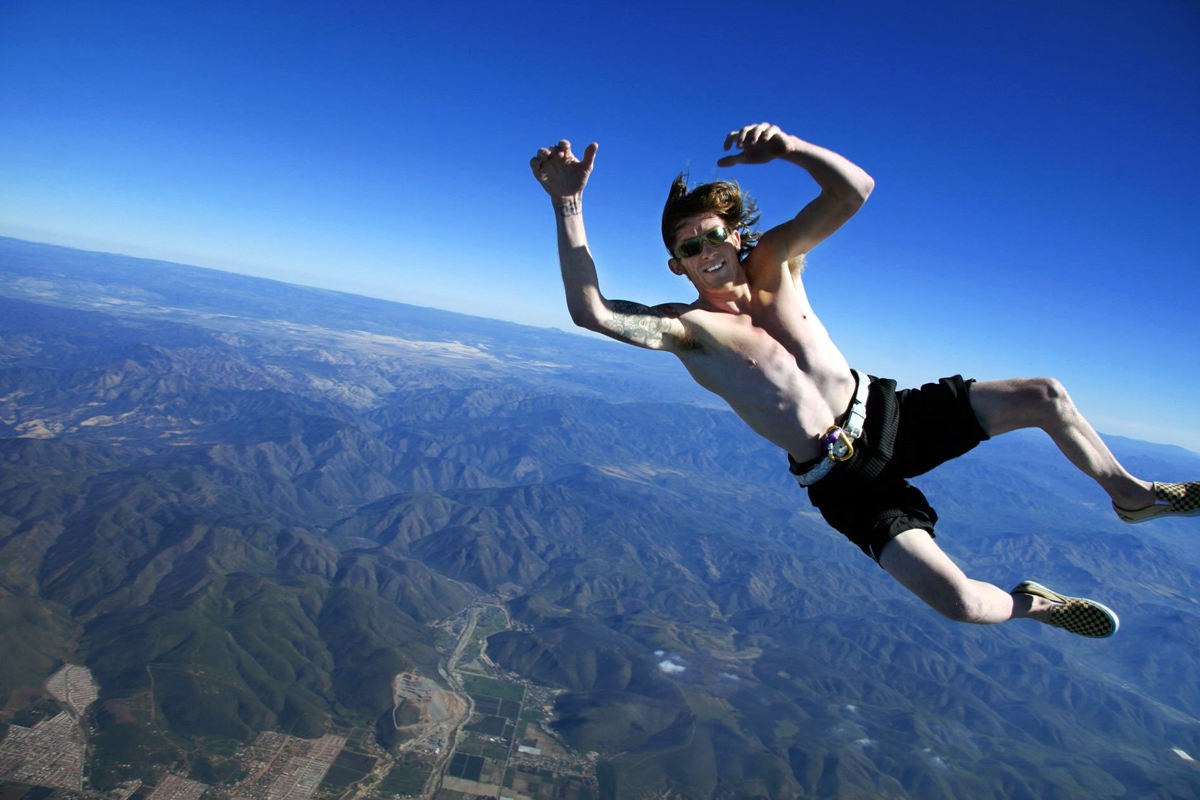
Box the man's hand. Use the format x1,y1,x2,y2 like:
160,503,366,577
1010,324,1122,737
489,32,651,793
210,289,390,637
715,123,874,269
530,140,598,200
717,122,793,167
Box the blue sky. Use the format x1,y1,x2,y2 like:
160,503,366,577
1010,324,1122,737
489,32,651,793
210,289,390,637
1,0,1198,451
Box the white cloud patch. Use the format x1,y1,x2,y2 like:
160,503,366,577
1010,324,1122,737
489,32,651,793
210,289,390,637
658,660,686,674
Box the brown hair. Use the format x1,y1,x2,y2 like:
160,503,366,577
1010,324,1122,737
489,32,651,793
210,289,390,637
661,173,761,260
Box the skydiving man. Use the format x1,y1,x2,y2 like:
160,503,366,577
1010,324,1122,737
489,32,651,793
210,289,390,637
529,122,1199,638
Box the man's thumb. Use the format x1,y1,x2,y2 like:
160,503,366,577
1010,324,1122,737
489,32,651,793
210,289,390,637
582,142,598,171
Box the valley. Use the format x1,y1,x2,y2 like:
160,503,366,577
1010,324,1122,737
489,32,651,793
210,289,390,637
2,237,1200,799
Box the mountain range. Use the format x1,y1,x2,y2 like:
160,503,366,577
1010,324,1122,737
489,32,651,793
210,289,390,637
1,235,1199,798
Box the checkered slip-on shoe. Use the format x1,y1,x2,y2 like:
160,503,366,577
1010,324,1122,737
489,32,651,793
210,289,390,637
1011,580,1119,639
1114,481,1200,524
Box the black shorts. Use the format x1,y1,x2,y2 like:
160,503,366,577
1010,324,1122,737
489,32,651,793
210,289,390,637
800,375,989,563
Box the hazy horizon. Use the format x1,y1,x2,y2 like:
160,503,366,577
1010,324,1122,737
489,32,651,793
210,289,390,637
6,230,1200,459
2,0,1197,451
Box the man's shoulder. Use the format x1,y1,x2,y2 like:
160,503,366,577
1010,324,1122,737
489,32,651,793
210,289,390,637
651,301,703,318
741,235,802,290
642,301,723,353
656,301,746,327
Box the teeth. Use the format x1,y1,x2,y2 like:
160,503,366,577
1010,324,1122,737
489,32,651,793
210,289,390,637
704,262,722,273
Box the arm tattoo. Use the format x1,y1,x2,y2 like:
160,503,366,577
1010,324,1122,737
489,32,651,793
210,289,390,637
558,199,581,217
602,300,681,349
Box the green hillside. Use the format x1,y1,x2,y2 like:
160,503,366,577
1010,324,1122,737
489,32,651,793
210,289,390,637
2,239,1200,798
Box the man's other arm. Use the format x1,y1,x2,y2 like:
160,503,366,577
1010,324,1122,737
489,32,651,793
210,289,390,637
532,140,686,351
720,124,874,273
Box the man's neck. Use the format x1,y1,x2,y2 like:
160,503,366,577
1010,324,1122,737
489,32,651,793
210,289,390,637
694,284,753,315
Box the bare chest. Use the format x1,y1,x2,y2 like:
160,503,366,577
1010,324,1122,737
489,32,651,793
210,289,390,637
678,311,809,395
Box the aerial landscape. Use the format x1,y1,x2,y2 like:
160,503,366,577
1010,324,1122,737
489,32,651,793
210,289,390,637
1,0,1197,797
1,236,1199,799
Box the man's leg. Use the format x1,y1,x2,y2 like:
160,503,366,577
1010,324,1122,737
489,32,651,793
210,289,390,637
878,529,1043,625
968,377,1154,511
879,530,1118,635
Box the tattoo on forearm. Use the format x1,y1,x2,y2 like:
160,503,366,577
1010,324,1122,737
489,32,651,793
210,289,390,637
558,199,581,217
603,300,676,348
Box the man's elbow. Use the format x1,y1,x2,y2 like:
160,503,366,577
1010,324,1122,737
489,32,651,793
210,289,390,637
851,174,875,206
567,303,605,333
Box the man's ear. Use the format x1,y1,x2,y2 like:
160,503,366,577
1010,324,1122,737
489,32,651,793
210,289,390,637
730,228,742,251
668,257,686,276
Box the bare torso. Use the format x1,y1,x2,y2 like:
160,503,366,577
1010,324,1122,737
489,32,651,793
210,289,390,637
529,127,876,462
669,264,856,462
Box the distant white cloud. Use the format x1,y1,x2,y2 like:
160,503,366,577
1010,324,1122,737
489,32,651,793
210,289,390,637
853,738,875,748
658,660,686,674
719,672,740,682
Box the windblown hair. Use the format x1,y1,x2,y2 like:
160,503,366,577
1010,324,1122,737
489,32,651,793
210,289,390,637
661,173,761,261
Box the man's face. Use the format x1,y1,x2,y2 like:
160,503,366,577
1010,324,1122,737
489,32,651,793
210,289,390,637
668,213,742,289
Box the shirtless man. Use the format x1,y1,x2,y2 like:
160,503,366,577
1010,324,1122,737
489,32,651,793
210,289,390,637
529,122,1199,638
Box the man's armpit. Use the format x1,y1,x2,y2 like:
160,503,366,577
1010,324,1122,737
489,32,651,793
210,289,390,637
602,300,685,349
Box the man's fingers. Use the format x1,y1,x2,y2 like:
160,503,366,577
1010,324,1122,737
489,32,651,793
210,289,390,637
718,122,786,168
742,122,771,149
725,122,777,153
580,142,598,171
530,138,597,190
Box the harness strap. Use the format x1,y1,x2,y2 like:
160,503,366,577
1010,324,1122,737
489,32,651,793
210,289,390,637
843,368,869,439
793,369,869,487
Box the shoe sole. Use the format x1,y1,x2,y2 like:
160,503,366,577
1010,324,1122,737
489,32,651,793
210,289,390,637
1115,482,1200,524
1114,504,1200,524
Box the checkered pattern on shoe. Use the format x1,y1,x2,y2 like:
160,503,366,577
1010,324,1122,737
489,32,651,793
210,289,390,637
1045,599,1118,638
1155,481,1200,514
1011,580,1119,639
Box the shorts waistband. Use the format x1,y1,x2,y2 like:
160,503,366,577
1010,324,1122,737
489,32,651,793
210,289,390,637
790,369,869,487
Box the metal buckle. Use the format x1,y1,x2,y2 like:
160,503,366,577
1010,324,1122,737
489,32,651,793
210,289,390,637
823,425,855,462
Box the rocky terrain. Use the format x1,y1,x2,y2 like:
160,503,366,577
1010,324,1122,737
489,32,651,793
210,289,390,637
2,236,1199,798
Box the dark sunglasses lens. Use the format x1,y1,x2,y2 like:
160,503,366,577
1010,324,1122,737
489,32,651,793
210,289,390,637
677,227,728,259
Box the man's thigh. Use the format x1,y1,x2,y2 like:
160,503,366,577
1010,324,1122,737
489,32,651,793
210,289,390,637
969,377,1060,438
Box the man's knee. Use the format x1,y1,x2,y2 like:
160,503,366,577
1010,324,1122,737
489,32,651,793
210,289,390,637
928,584,989,624
1019,377,1076,427
972,377,1077,437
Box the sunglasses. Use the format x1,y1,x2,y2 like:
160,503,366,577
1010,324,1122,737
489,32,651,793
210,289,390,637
673,226,732,259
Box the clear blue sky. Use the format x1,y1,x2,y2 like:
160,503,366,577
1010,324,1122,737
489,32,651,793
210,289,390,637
2,0,1198,451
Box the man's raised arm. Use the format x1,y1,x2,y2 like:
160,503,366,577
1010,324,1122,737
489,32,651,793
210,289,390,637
719,123,874,270
530,140,686,351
